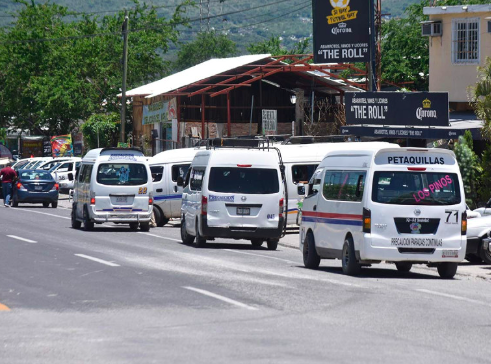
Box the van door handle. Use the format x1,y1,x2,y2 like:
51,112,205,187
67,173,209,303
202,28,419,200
156,188,163,192
174,186,178,193
313,205,317,211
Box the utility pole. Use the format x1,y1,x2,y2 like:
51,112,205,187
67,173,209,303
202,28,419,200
120,10,129,145
368,0,376,92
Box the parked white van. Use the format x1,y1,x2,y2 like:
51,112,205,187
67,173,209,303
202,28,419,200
149,148,201,227
179,148,286,250
71,148,153,231
47,158,82,192
300,146,467,279
276,142,394,226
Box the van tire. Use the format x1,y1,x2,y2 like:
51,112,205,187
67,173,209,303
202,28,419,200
342,237,361,276
195,221,206,248
180,217,195,245
83,207,94,231
129,222,139,231
437,262,458,279
395,262,412,272
71,208,81,229
479,241,491,264
303,233,320,269
140,222,150,232
266,239,278,251
154,207,168,227
251,239,263,247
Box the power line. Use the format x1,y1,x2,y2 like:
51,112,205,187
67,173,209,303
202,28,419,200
0,0,305,44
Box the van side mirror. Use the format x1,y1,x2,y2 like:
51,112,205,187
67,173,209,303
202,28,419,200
297,183,305,196
308,184,316,196
177,176,184,187
68,173,73,181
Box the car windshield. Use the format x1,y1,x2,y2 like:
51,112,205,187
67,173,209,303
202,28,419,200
372,171,461,205
48,163,62,172
96,163,148,186
208,167,279,194
20,171,53,181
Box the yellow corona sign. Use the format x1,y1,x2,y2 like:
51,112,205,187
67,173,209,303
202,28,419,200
327,0,358,25
422,98,431,109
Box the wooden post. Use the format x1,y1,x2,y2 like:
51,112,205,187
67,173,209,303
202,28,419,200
227,92,231,137
201,94,205,139
177,96,181,148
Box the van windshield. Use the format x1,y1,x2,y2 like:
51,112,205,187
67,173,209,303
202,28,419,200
372,171,461,205
97,163,148,186
208,167,279,194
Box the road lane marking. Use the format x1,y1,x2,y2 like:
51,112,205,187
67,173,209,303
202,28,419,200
7,235,37,244
183,286,258,311
11,208,70,220
137,232,181,242
0,303,10,311
223,249,297,264
74,254,120,267
416,289,491,307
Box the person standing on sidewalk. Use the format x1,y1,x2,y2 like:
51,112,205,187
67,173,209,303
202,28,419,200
0,163,17,207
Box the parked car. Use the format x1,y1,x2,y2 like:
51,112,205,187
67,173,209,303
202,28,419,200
473,198,491,217
12,169,59,208
466,214,491,264
467,205,481,219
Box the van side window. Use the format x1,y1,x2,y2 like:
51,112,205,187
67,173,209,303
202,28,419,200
308,169,323,196
190,168,205,191
323,170,366,202
84,165,93,184
78,165,86,182
58,162,72,172
292,164,318,184
172,164,190,182
150,166,164,182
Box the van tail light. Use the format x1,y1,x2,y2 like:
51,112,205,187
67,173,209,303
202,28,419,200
50,183,59,191
461,211,467,235
17,182,26,191
202,196,208,215
90,191,96,205
149,194,153,205
363,207,371,233
279,198,284,219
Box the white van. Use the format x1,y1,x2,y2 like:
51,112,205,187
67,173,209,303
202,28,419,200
149,148,202,227
71,148,153,231
276,142,394,226
21,157,53,170
179,148,286,250
300,146,467,279
47,158,82,192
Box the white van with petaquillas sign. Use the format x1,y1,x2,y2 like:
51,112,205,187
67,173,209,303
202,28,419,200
300,146,467,279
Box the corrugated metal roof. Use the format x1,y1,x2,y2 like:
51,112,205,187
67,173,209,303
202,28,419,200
125,54,271,98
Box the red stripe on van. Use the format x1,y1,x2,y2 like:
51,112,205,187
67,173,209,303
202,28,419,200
302,211,363,220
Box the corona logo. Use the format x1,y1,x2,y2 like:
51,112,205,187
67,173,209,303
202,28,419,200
422,98,431,109
330,0,350,9
338,22,347,28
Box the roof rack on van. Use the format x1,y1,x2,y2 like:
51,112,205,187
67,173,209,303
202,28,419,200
101,147,143,153
282,135,347,145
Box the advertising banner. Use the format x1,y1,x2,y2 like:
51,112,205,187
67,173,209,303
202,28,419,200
143,98,177,125
345,92,449,127
51,135,73,157
313,0,370,63
43,140,52,157
21,137,43,158
262,110,277,136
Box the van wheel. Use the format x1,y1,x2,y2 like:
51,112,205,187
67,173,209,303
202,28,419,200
251,239,263,247
479,241,491,264
153,207,165,227
180,217,195,245
83,207,94,231
437,262,458,279
266,239,278,251
342,237,361,276
195,221,206,248
303,232,320,269
395,262,412,272
140,222,150,232
129,222,139,231
71,208,81,229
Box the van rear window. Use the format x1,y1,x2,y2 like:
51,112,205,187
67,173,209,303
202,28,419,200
208,167,279,194
97,163,148,186
372,171,461,205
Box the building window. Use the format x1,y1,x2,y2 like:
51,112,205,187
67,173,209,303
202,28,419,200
452,18,480,64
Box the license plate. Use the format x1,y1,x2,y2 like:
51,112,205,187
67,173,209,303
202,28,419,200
442,250,458,258
237,207,250,216
116,197,128,203
34,186,42,191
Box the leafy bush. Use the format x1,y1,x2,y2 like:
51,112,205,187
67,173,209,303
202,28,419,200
81,113,120,150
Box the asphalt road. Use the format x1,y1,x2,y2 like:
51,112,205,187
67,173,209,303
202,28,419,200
1,203,491,363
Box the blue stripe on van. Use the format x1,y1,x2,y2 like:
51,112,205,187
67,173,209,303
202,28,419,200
154,194,182,201
302,216,363,226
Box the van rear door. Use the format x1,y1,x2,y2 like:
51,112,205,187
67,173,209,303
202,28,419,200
206,166,282,229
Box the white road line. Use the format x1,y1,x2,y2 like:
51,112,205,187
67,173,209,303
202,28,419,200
223,249,297,264
11,208,70,220
137,232,182,242
74,254,120,267
416,289,491,307
183,286,258,311
7,235,37,244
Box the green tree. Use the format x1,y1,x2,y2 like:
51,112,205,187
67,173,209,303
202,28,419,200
175,30,237,71
454,131,481,207
0,0,190,137
247,36,310,56
469,57,491,140
81,113,120,150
